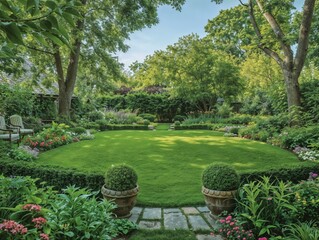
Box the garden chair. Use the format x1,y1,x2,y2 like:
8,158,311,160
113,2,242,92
0,115,21,145
9,115,34,137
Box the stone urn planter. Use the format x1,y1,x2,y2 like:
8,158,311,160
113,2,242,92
102,164,139,218
201,163,240,218
202,187,237,217
101,185,139,218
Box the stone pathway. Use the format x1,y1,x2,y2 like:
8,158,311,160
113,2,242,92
128,206,222,240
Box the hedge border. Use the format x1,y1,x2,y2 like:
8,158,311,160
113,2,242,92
1,158,318,202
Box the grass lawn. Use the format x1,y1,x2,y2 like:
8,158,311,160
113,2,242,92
36,130,308,207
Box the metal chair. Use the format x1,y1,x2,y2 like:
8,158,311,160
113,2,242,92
0,116,21,145
9,115,34,137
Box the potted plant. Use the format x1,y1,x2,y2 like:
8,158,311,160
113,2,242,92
101,164,139,218
201,163,240,218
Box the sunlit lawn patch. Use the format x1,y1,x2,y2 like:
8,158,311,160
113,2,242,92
36,130,308,206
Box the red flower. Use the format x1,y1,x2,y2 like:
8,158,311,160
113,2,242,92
23,204,42,212
32,217,47,229
40,233,50,240
0,220,28,235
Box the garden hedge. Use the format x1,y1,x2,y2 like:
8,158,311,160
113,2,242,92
174,124,212,130
1,158,318,198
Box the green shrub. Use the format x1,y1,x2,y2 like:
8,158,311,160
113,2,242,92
173,115,186,122
8,148,35,162
143,119,150,126
104,164,138,191
70,127,87,134
216,103,233,118
139,113,156,122
229,127,239,135
174,121,181,126
283,222,319,240
278,125,319,149
87,110,104,122
238,125,259,139
236,176,296,237
0,175,55,220
223,114,253,125
0,141,11,158
202,163,240,191
48,186,136,239
256,130,270,142
290,178,319,223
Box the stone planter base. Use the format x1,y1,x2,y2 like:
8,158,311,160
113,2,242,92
202,186,237,217
101,185,139,218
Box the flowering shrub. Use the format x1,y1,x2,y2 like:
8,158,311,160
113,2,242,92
23,122,74,151
293,146,319,162
0,204,51,240
290,174,319,223
0,220,28,237
1,176,136,240
212,215,255,240
236,176,296,237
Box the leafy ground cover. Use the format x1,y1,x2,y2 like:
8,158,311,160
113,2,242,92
127,230,197,240
36,130,308,206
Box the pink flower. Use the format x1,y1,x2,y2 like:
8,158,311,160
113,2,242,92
230,221,235,226
32,217,47,229
225,215,232,221
23,204,42,212
258,238,268,240
219,219,225,223
40,233,50,240
0,220,28,235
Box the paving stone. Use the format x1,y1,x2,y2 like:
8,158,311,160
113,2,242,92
182,207,200,215
188,215,211,230
138,220,161,230
203,213,219,228
196,234,223,240
142,208,161,220
164,212,188,230
197,206,210,213
163,208,181,214
129,207,143,223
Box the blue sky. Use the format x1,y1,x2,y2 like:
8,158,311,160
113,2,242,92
117,0,240,69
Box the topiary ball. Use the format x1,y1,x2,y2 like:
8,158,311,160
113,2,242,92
202,163,240,191
104,164,138,191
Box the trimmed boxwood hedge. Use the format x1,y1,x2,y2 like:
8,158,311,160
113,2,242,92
83,123,149,131
1,158,318,199
0,159,104,192
174,124,212,130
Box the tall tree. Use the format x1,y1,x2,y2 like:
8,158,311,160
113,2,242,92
2,0,186,118
132,34,242,112
209,0,316,110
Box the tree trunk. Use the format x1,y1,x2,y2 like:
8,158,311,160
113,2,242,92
282,66,301,108
248,0,315,112
58,89,72,117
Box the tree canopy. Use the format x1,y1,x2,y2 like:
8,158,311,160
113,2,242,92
131,34,242,112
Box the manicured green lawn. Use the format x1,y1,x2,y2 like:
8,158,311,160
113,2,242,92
36,130,305,206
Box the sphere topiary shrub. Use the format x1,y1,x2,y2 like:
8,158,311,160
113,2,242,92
104,164,138,191
202,163,240,191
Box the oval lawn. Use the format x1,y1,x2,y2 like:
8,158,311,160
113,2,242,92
36,130,305,207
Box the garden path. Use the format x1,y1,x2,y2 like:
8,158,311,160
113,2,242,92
128,206,222,240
